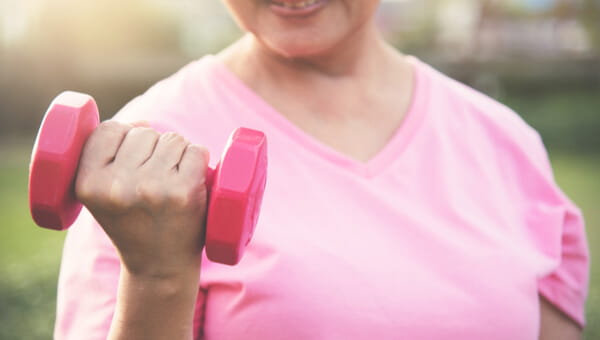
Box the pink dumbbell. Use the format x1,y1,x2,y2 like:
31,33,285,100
28,91,267,265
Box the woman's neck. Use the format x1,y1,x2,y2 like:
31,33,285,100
218,21,400,93
216,22,415,162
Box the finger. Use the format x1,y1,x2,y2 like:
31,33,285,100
145,132,190,170
113,127,160,168
80,121,133,169
178,144,209,181
131,120,151,128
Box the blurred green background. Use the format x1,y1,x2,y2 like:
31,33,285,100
0,0,598,339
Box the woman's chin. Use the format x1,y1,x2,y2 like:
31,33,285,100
271,46,326,60
258,35,336,60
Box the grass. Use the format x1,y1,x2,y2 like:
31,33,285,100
0,135,598,339
501,86,600,155
0,139,65,340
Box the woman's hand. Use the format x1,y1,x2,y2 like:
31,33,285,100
75,121,209,279
74,121,209,339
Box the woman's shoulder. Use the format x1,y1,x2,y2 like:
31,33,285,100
109,54,260,162
111,55,223,129
414,57,544,158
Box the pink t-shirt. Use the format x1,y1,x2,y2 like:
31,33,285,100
55,56,589,339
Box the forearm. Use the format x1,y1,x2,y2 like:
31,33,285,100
108,268,200,340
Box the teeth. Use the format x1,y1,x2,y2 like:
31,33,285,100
272,0,319,9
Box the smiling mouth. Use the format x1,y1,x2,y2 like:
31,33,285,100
270,0,322,10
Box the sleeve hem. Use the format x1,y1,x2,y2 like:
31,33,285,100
538,278,586,328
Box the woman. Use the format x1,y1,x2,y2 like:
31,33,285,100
54,1,589,339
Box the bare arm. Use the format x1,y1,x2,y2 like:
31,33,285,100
75,122,209,340
107,270,200,340
539,295,582,340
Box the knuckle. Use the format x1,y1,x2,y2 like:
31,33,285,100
168,187,192,208
161,131,179,139
75,172,130,209
132,126,159,137
186,145,208,164
167,194,186,209
97,120,127,133
96,175,132,210
167,186,201,210
75,173,95,203
91,121,131,143
136,180,164,207
160,131,188,145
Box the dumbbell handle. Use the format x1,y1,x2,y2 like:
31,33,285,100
29,91,267,265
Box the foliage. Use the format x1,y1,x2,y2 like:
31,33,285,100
0,143,64,340
501,86,600,155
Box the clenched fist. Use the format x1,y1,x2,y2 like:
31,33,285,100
75,121,209,279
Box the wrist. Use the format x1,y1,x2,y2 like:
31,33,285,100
119,249,202,282
121,266,200,298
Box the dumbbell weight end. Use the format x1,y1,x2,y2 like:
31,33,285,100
29,92,99,230
28,91,268,266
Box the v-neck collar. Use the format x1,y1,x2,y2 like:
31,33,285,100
207,55,430,178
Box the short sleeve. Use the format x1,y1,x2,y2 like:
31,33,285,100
536,205,589,327
519,132,590,327
54,209,121,339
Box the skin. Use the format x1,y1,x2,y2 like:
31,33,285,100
76,0,582,338
76,122,209,339
218,0,414,162
540,295,583,340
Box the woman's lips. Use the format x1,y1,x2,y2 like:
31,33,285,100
268,0,328,18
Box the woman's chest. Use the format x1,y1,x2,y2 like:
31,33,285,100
200,172,544,339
